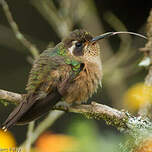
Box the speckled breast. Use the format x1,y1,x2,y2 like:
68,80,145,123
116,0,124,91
64,62,102,104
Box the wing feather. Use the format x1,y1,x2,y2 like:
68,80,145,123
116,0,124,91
2,46,83,130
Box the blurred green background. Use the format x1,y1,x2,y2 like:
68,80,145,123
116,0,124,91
0,0,152,151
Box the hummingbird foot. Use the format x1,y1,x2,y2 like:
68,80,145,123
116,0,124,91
54,101,71,112
2,126,7,132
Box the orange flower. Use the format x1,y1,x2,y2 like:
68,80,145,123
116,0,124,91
0,129,16,148
36,132,78,152
134,137,152,152
123,83,152,111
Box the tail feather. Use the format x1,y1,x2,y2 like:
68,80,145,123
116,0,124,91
2,95,38,130
2,101,26,131
2,91,61,130
17,91,61,124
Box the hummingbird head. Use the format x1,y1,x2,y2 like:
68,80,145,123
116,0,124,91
62,29,147,63
62,29,101,63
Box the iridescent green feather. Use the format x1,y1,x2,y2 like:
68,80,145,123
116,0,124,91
26,42,82,94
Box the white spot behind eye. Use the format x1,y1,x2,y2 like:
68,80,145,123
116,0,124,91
68,41,77,55
69,45,75,55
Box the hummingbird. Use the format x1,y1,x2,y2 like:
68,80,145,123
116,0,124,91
2,29,147,131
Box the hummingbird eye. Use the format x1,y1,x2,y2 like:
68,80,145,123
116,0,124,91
75,42,82,48
71,41,84,56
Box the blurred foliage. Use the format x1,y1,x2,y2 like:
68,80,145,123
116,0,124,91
68,120,101,152
67,120,124,152
0,0,152,151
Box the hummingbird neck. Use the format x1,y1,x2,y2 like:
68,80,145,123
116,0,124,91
84,55,102,71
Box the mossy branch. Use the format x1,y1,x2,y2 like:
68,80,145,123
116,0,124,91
1,89,152,131
0,89,22,105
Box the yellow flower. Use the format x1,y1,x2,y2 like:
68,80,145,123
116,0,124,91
0,129,16,148
123,83,152,111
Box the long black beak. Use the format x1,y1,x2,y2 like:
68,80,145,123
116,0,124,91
91,31,147,42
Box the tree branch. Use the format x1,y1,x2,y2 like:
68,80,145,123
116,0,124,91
0,89,22,105
1,89,152,131
54,101,128,129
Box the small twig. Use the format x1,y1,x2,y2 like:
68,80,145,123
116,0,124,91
25,121,35,152
31,0,71,38
0,0,39,59
21,110,64,146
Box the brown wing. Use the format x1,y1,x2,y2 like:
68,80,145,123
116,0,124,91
16,63,74,124
2,52,81,130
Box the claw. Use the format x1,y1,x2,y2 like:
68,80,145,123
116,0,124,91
54,101,70,111
2,126,7,132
